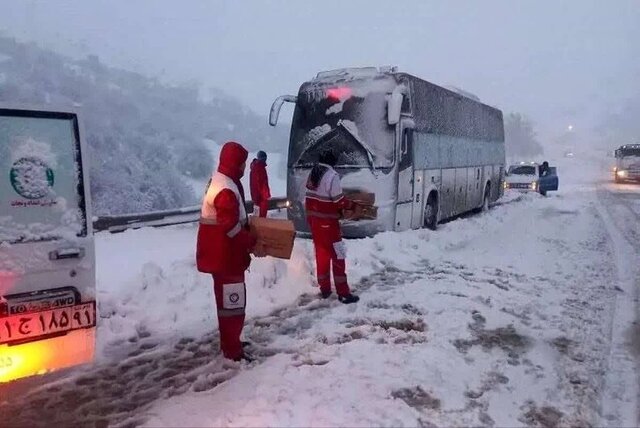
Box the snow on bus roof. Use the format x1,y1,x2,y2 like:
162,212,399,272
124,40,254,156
314,66,398,82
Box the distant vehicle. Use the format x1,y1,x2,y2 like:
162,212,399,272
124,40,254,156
504,162,559,196
613,144,640,183
0,106,96,384
564,151,574,158
269,66,505,236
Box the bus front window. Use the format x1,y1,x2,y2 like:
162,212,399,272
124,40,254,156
288,81,395,169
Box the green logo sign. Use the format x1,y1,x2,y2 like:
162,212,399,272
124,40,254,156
9,157,55,199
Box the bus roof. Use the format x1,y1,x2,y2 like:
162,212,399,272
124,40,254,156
305,66,505,142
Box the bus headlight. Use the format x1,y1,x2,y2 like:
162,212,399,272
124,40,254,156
530,181,538,190
503,181,509,189
617,170,627,177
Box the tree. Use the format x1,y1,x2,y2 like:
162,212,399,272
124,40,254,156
504,113,544,159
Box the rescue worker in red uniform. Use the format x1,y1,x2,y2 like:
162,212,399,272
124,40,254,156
196,141,263,361
305,151,360,304
249,150,271,217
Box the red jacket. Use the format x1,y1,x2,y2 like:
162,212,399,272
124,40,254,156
196,142,256,275
305,164,352,221
250,159,271,204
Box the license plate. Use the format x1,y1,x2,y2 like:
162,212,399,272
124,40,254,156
0,302,96,345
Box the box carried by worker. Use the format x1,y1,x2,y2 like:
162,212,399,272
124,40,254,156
343,190,378,221
249,217,296,259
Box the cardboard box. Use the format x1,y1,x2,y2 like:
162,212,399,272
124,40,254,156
343,203,378,221
343,190,377,221
249,217,296,259
344,190,375,206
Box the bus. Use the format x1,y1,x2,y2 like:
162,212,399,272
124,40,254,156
0,106,96,383
613,144,640,183
269,66,505,238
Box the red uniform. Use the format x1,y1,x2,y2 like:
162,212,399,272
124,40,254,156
196,141,255,360
249,158,271,217
305,163,354,297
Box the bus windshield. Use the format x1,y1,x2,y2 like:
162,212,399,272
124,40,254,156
289,79,395,169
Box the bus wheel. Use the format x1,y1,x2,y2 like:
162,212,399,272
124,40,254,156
481,185,491,212
424,193,438,230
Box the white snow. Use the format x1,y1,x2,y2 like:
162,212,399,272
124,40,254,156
10,137,59,167
325,100,345,115
3,145,638,428
141,151,637,427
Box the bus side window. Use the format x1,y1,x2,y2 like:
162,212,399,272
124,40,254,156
400,128,413,170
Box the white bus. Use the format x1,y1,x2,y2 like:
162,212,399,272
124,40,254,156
269,67,505,237
0,106,96,383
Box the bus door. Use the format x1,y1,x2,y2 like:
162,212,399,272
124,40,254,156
395,127,414,231
0,107,96,383
467,167,482,209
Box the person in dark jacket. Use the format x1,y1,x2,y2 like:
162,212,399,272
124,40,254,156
539,161,550,177
250,151,271,217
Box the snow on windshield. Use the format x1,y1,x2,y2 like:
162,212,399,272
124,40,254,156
290,77,396,169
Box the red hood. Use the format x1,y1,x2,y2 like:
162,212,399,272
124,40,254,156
218,141,248,180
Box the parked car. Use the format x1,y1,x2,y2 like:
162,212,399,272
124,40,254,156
504,162,559,196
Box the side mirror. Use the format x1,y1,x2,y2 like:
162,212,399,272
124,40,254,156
269,95,297,126
388,85,406,126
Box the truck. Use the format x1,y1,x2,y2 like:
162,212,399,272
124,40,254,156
0,105,96,383
613,144,640,183
268,66,505,237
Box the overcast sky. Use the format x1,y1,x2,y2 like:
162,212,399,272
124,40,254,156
1,0,639,140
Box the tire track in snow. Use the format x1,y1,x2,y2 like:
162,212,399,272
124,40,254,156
0,264,428,428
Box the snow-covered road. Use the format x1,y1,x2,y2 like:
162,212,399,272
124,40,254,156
1,153,638,428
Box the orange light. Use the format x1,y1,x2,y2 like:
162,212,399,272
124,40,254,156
0,328,95,383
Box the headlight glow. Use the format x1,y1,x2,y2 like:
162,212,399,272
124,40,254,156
617,170,627,177
530,181,538,190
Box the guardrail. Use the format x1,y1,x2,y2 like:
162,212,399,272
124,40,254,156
93,197,289,233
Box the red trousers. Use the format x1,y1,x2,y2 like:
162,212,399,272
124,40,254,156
310,219,351,297
257,199,268,217
212,273,246,360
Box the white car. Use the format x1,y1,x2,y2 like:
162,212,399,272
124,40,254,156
504,163,559,196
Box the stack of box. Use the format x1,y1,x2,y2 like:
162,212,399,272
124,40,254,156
342,190,377,221
249,217,296,259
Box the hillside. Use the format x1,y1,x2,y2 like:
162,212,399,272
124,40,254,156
0,36,289,214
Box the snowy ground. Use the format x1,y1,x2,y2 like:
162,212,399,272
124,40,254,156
1,150,638,427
